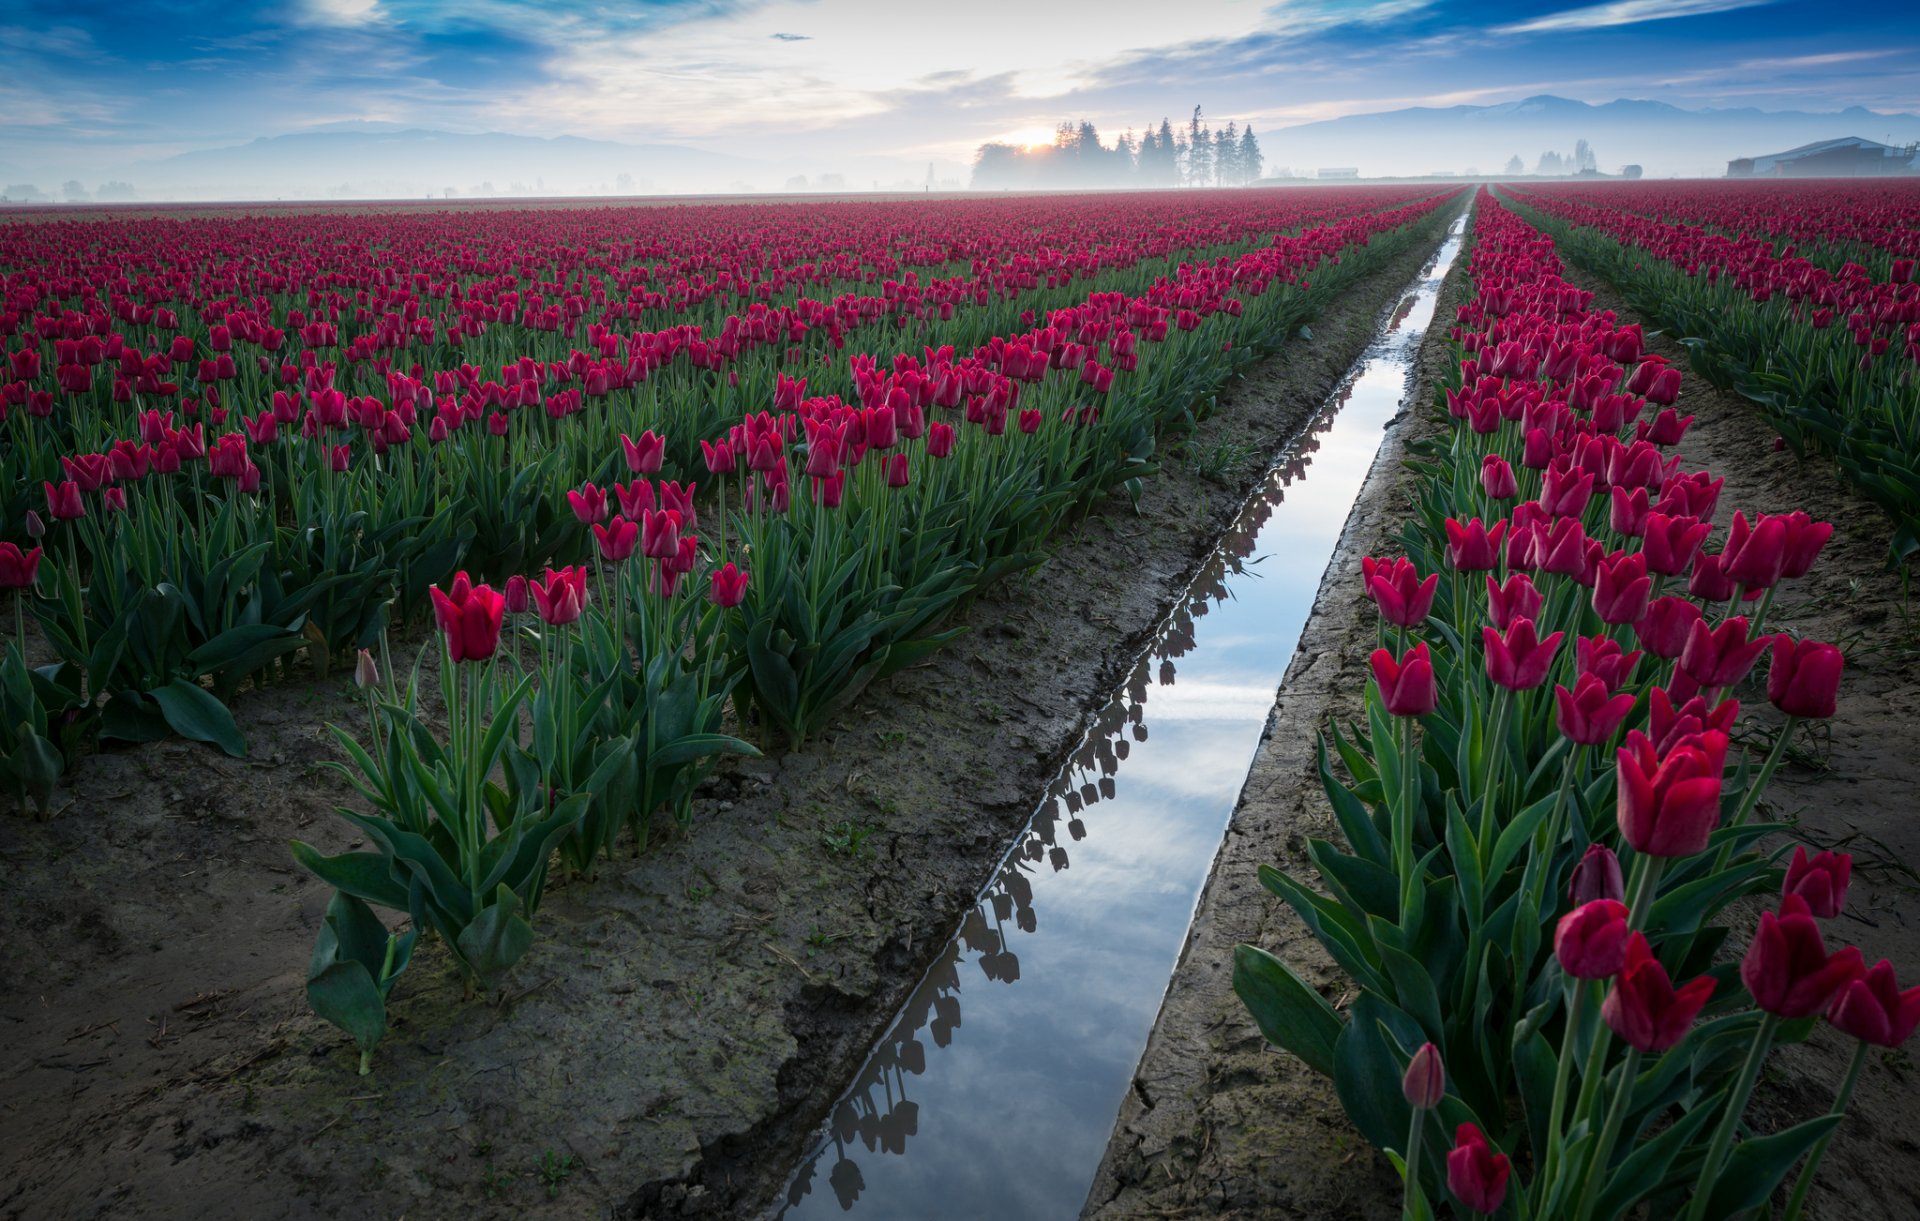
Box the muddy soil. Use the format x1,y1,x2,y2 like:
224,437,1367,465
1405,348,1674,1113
0,207,1462,1221
1086,216,1920,1220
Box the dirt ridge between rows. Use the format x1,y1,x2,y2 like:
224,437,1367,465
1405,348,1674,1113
0,207,1462,1221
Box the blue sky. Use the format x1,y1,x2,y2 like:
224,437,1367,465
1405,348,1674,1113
1,0,1915,186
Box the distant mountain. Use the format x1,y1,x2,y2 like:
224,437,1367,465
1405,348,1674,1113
133,128,766,200
1264,95,1920,177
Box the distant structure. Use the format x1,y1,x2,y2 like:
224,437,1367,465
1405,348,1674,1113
1317,167,1359,179
1727,137,1917,178
1620,165,1644,179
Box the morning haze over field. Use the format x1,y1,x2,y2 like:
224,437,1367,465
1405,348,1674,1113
1,0,1917,199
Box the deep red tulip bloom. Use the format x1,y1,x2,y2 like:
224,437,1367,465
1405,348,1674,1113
1447,1123,1511,1215
621,430,665,473
1722,510,1789,591
1445,517,1507,572
1641,512,1711,577
1592,550,1651,626
1576,635,1641,690
1610,485,1650,537
1767,636,1843,719
1539,463,1595,518
1486,572,1542,632
1481,453,1518,499
0,543,41,589
429,578,505,663
1633,595,1703,661
43,480,84,520
1777,512,1832,580
640,509,682,560
926,421,956,458
1570,844,1625,905
1603,932,1716,1052
1827,961,1920,1048
1555,674,1637,745
1483,617,1565,691
1679,617,1771,690
1783,846,1851,919
701,437,737,475
1364,557,1437,628
1742,894,1865,1019
1648,686,1740,756
503,574,529,615
1556,899,1631,979
709,562,749,609
531,566,588,625
567,483,610,523
593,515,639,562
1370,642,1436,718
1402,1041,1445,1108
1617,728,1726,858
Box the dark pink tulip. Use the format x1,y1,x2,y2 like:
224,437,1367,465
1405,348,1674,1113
1777,511,1832,580
1610,485,1650,537
429,578,505,664
1604,932,1715,1052
1634,595,1703,661
1828,961,1920,1048
640,509,682,560
531,566,588,625
1556,674,1637,745
43,480,84,520
1576,635,1641,690
1722,510,1788,591
1767,636,1842,719
567,483,610,523
592,515,639,562
709,562,749,608
1483,618,1564,691
1649,686,1740,756
1445,517,1506,572
1364,557,1437,628
1402,1041,1445,1108
1617,728,1726,858
1556,898,1631,979
1481,453,1518,499
1592,550,1651,626
1486,572,1543,631
1679,617,1771,689
1742,894,1865,1019
1370,642,1436,717
1569,844,1625,905
1640,512,1711,576
0,543,42,589
1783,846,1851,919
1447,1123,1511,1215
621,430,665,473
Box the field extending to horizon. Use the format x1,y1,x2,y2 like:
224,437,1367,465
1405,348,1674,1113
3,177,1919,1220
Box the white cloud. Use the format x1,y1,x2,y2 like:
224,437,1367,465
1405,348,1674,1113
302,0,383,27
1492,0,1777,35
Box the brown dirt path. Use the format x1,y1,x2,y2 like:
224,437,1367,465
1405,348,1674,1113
0,209,1462,1221
1085,216,1920,1220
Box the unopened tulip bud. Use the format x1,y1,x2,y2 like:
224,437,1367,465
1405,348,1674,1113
1402,1041,1445,1109
354,648,379,690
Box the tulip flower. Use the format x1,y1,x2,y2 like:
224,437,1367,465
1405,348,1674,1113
567,483,609,524
1486,572,1542,631
1603,932,1716,1052
1576,635,1641,690
1767,637,1843,719
1591,550,1651,625
1555,674,1637,745
1556,898,1631,979
1480,453,1517,499
1633,595,1703,661
1370,642,1436,718
43,480,85,521
1610,485,1650,537
1783,846,1851,920
1678,617,1771,690
1742,894,1865,1019
621,430,665,473
353,648,379,690
1483,618,1564,691
593,516,639,563
1402,1041,1445,1108
1722,510,1788,591
1446,1123,1511,1215
1617,728,1726,858
709,562,749,609
1364,557,1437,627
429,578,506,664
1777,512,1832,580
1444,517,1506,572
1569,844,1624,905
530,566,587,626
1648,686,1739,755
0,543,41,590
1539,463,1594,518
1827,961,1920,1048
1641,512,1711,577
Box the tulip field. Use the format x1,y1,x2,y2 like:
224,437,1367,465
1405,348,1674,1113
1231,187,1919,1220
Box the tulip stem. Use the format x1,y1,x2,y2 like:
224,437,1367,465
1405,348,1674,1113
1536,979,1590,1207
1623,854,1665,933
1403,1102,1427,1221
1572,1046,1642,1221
1477,688,1512,869
1729,715,1796,831
1399,713,1421,903
1683,1013,1780,1221
1781,1038,1868,1221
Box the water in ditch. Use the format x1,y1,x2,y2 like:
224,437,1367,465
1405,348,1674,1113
774,212,1468,1220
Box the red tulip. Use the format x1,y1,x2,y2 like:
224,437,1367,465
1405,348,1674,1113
1447,1123,1511,1215
701,437,736,474
1483,618,1564,691
1610,485,1650,537
621,430,665,473
640,509,682,560
1679,617,1770,690
1767,636,1843,719
709,562,749,609
1741,894,1865,1019
1616,728,1726,858
1633,595,1703,661
1777,511,1832,580
531,566,588,625
1539,463,1594,518
1402,1041,1445,1108
503,574,529,615
1486,572,1542,631
1782,846,1851,919
593,515,639,562
0,542,41,589
1722,510,1788,591
1576,635,1641,690
1827,961,1920,1048
1603,932,1716,1052
429,577,505,664
567,483,609,523
1555,673,1637,745
1556,898,1631,979
43,480,84,520
1648,686,1739,756
1591,551,1651,626
1569,844,1625,905
1364,557,1437,627
1445,518,1506,572
1480,453,1517,499
1641,512,1711,576
1370,642,1436,718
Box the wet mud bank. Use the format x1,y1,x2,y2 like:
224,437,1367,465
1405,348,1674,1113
0,208,1462,1221
1086,217,1920,1221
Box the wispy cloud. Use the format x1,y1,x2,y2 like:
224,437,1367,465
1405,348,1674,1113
1492,0,1778,35
770,32,809,41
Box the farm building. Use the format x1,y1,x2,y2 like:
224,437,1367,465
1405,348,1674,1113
1726,136,1916,177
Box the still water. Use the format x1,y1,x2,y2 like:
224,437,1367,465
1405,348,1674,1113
776,211,1469,1220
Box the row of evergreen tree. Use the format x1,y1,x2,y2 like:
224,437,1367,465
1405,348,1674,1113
972,107,1264,190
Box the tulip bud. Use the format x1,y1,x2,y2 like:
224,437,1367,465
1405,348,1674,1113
1401,1042,1445,1109
1827,961,1920,1048
1767,636,1843,720
1569,844,1624,905
1370,642,1437,718
24,511,45,539
354,648,380,690
1556,899,1632,979
1446,1124,1511,1215
1783,845,1851,919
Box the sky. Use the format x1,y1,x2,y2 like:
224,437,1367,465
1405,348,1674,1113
1,0,1916,193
